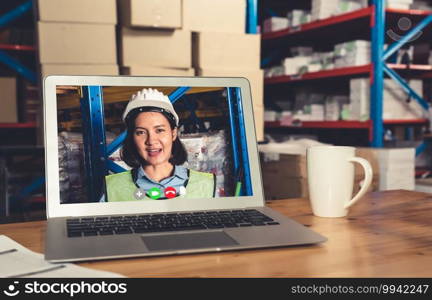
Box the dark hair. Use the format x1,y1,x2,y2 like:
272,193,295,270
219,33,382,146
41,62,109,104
121,108,187,169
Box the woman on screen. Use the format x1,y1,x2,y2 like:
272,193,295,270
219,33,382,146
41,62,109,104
105,88,216,201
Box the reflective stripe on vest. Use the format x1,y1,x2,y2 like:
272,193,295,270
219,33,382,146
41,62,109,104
105,169,215,201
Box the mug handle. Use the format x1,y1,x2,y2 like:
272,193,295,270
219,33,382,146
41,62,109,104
344,157,373,209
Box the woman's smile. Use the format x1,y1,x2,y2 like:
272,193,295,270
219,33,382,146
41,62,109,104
146,148,162,157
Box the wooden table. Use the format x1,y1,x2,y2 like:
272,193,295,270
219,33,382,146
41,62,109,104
1,190,431,278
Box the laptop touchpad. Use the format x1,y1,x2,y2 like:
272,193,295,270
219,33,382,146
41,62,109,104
142,231,239,252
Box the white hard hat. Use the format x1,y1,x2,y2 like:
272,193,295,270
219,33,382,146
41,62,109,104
122,88,179,126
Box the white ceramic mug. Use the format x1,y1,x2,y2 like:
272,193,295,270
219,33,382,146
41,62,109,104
307,146,373,218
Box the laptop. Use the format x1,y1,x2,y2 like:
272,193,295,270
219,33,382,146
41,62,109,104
43,75,326,262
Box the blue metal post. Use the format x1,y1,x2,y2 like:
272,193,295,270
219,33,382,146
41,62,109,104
107,131,127,156
227,88,240,173
0,50,37,83
80,86,108,201
10,176,45,204
371,0,385,147
246,0,258,34
416,141,427,156
0,0,32,27
107,160,126,173
383,65,429,110
169,87,191,103
234,88,253,196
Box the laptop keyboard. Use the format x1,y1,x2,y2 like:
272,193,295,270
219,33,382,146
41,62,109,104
66,209,280,238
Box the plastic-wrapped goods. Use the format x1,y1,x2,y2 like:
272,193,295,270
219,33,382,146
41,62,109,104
58,132,86,203
312,0,367,21
323,52,336,70
263,65,285,78
290,46,314,57
58,131,118,203
264,110,280,122
180,130,234,197
311,0,339,21
282,56,312,75
336,0,368,15
349,78,370,121
334,40,371,68
386,0,413,9
58,135,70,203
411,0,432,10
325,98,341,121
287,10,311,27
263,17,289,33
349,78,425,120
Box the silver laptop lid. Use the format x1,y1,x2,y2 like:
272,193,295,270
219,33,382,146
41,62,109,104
43,76,264,218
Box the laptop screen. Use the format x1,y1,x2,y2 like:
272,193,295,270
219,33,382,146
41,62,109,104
55,84,254,205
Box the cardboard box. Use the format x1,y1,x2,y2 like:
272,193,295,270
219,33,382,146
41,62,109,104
0,77,17,123
263,17,289,33
350,78,424,120
254,105,264,142
193,32,260,69
260,153,307,178
37,0,116,24
355,147,415,191
183,0,246,33
121,66,194,76
263,176,308,200
260,153,308,199
118,0,181,29
196,68,263,107
353,175,379,194
41,64,118,77
355,147,380,177
119,28,191,68
38,22,116,64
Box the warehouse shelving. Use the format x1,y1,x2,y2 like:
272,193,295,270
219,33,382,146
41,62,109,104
57,86,252,201
266,119,428,128
265,63,432,84
262,6,432,41
0,1,41,218
0,44,35,51
0,0,37,83
0,122,36,129
265,119,428,142
261,0,432,148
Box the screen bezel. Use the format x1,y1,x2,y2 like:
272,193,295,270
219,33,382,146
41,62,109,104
44,75,264,218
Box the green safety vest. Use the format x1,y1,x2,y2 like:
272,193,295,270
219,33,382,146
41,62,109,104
105,169,215,201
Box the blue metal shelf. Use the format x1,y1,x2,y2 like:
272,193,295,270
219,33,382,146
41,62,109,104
261,0,432,149
0,0,37,84
372,0,432,150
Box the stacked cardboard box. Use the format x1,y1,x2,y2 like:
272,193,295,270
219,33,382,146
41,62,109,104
311,0,368,21
260,152,308,200
0,77,18,123
187,0,264,141
117,0,193,76
354,148,381,193
334,40,371,68
350,78,425,120
356,147,415,191
20,82,40,123
379,148,415,190
386,0,413,9
36,0,118,76
259,148,380,200
263,17,290,33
